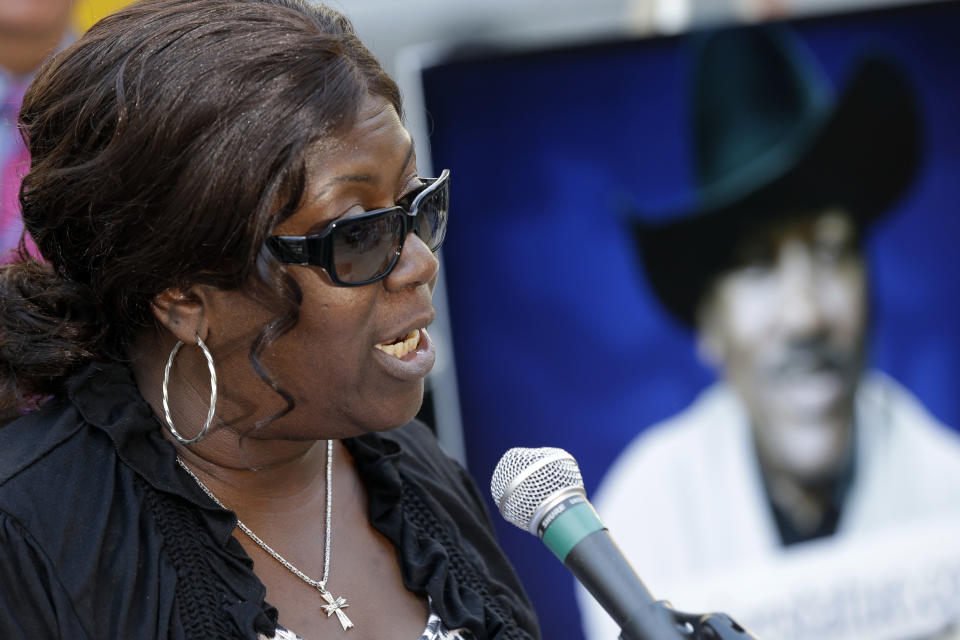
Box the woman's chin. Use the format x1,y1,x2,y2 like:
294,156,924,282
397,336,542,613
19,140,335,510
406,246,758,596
365,386,427,433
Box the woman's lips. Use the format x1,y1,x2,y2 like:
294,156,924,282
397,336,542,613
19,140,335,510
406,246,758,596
372,328,435,381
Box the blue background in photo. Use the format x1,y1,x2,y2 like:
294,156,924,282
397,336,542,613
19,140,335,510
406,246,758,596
420,3,960,638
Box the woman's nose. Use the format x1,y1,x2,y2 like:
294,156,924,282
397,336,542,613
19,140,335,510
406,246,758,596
383,231,439,291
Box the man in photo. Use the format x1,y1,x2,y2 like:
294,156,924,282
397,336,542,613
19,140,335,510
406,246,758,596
578,25,960,640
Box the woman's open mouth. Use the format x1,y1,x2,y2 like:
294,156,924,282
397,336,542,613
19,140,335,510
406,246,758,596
372,328,436,381
374,329,421,359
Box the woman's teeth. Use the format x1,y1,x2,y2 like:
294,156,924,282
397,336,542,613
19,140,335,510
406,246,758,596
375,329,420,358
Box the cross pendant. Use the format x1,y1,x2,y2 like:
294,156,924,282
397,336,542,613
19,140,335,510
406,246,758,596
318,587,354,631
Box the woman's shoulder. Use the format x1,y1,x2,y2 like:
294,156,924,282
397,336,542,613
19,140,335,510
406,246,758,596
1,361,157,491
0,506,90,638
0,398,93,499
0,398,165,639
0,397,139,552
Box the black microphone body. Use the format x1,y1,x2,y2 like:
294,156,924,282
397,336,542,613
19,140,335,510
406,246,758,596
565,528,680,640
491,448,683,639
492,447,758,640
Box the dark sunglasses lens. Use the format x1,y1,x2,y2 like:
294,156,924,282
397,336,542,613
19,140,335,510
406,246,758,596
331,212,403,283
415,180,449,251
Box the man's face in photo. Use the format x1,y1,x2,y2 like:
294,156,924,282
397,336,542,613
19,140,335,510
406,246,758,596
698,209,869,481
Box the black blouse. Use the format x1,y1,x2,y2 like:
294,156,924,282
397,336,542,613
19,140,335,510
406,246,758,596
0,362,540,640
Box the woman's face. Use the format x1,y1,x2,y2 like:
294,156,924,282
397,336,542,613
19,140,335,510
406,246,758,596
201,95,438,440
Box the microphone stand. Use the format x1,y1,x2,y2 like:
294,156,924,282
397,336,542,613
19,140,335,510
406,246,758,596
619,603,760,639
666,608,758,639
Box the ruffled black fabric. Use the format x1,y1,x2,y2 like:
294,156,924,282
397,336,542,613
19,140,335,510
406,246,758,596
66,362,279,639
0,361,539,639
345,429,540,640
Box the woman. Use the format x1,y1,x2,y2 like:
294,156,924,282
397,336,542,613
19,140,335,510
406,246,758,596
0,1,540,639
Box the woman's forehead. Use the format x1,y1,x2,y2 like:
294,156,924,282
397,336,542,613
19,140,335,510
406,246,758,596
302,103,413,193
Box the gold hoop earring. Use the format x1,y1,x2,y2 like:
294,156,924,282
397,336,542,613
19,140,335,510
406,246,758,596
161,335,217,445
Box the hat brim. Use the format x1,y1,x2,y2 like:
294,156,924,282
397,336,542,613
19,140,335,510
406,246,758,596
634,55,922,327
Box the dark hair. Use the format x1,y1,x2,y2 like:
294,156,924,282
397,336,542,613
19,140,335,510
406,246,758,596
0,0,402,415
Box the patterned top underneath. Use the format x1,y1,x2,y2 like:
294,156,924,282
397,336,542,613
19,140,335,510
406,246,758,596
263,599,476,640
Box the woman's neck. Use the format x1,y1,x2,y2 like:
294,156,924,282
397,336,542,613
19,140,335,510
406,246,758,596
130,329,333,504
174,435,333,514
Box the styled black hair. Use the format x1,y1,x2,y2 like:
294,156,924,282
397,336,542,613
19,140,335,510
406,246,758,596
0,0,402,416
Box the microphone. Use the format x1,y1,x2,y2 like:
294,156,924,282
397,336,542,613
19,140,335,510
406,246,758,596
491,447,683,640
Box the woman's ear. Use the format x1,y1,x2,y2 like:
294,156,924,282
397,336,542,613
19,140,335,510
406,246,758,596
150,287,209,345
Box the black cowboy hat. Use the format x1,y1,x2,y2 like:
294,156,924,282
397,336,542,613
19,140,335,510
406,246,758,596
632,25,922,327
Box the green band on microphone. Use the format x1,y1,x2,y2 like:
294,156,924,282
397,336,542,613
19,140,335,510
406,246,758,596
542,501,605,562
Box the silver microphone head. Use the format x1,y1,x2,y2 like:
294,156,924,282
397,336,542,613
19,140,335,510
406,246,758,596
491,446,584,535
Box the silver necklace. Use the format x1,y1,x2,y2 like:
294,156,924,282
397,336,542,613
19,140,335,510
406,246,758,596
176,439,354,631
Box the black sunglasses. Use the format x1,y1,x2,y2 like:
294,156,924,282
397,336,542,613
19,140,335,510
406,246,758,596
267,169,449,286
